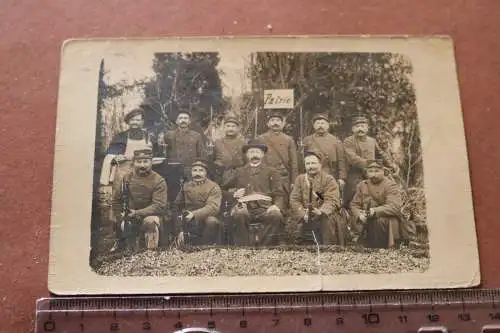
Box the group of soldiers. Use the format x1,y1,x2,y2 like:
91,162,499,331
103,106,415,253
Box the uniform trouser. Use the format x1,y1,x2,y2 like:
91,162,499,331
231,205,283,246
189,216,221,245
299,213,345,245
117,215,161,250
363,216,401,249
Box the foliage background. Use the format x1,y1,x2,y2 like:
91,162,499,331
92,51,427,251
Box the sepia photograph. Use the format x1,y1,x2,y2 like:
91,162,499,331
48,37,479,294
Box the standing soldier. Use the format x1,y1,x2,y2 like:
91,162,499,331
289,150,344,245
343,115,398,207
102,107,158,186
160,109,205,178
350,159,406,248
173,159,222,245
111,149,168,251
258,110,299,207
212,114,246,184
303,113,347,186
222,139,285,246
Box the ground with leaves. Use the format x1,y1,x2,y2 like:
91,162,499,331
95,246,429,277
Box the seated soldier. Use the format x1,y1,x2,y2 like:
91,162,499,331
111,149,168,252
289,150,343,245
349,159,405,248
222,139,285,246
173,159,222,245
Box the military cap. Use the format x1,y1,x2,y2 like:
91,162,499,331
133,149,153,160
224,114,240,126
304,150,323,161
312,113,330,123
352,115,369,125
191,159,209,171
366,159,384,169
267,109,285,121
176,108,192,118
242,138,268,154
124,108,145,123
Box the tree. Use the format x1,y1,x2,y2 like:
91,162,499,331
141,52,227,137
245,52,423,188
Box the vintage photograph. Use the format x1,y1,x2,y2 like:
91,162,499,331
48,37,479,294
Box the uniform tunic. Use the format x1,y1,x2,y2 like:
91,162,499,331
174,179,222,222
342,135,392,206
258,131,299,195
303,133,347,180
173,178,222,244
289,171,343,245
350,177,403,248
222,163,285,214
163,128,205,175
213,136,246,184
222,163,285,246
112,169,168,218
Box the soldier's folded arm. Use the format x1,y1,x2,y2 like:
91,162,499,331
134,178,168,217
343,137,367,168
192,186,222,222
319,176,341,215
372,182,403,217
289,176,306,218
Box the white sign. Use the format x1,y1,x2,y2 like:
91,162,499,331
263,89,294,109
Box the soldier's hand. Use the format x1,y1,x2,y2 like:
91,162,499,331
233,188,246,199
128,209,138,218
312,208,323,216
114,154,127,162
303,211,309,223
368,208,376,217
185,211,194,222
266,204,280,214
359,212,367,222
338,179,345,188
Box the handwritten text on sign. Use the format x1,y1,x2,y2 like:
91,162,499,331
263,89,294,109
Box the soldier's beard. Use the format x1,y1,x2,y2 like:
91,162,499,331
136,167,151,176
369,176,383,184
355,130,367,137
307,168,319,176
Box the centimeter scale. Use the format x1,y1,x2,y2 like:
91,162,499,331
36,289,500,333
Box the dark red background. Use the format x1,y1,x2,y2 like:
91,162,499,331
1,1,499,331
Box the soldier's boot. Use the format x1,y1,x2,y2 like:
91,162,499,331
201,217,221,245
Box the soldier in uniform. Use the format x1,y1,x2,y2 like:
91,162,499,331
173,159,223,245
212,114,246,184
160,110,205,178
303,113,347,186
289,150,343,245
222,139,285,246
257,110,299,207
111,149,168,251
102,107,158,185
342,115,398,207
350,159,405,248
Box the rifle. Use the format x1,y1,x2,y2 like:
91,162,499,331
118,178,139,251
307,177,313,225
174,176,188,246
